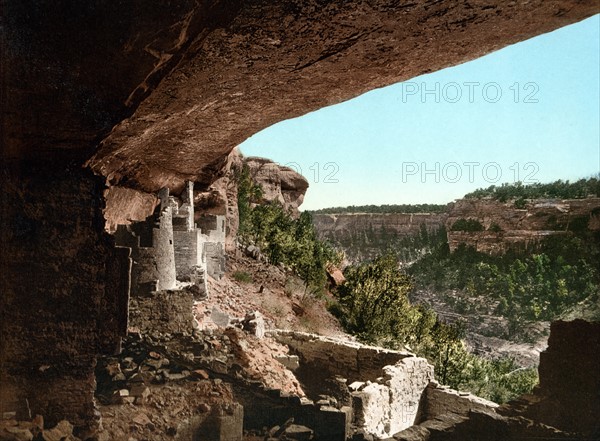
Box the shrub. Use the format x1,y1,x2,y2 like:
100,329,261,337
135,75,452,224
514,197,527,209
233,271,253,283
489,223,503,232
334,254,539,402
237,175,340,295
451,218,484,232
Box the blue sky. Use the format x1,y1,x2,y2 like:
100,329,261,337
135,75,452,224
240,15,600,210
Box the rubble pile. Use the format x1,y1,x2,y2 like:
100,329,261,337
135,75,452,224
96,326,304,405
197,252,345,337
0,418,79,441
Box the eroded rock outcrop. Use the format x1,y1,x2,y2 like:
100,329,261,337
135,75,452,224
500,319,600,437
245,156,309,218
446,197,600,254
7,1,596,192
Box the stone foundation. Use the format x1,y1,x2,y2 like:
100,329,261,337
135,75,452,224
420,382,498,421
129,288,195,336
270,331,434,438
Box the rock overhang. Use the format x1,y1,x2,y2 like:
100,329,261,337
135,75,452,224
3,1,598,193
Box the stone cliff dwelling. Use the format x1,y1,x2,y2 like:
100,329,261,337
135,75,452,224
1,1,599,440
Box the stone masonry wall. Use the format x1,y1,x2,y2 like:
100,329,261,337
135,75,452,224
421,381,498,421
114,198,177,294
271,331,414,383
352,358,434,437
173,229,203,279
129,287,195,336
270,331,434,438
0,162,128,436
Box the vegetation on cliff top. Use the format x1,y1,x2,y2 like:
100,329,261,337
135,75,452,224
309,203,448,214
465,177,600,201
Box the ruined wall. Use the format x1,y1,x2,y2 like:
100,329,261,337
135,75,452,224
129,288,195,336
172,182,205,281
271,331,414,383
197,215,227,279
173,229,205,280
352,357,434,437
270,331,434,438
114,194,177,294
516,319,600,436
0,162,128,436
420,382,498,421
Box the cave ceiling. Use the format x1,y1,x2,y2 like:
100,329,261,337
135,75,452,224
2,0,598,193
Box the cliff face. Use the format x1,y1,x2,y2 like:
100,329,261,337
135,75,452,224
446,198,600,254
313,213,448,239
245,157,309,218
500,320,600,437
102,150,309,249
313,197,600,260
6,1,597,194
313,212,447,261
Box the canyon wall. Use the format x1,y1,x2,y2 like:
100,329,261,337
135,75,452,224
446,197,600,254
313,197,600,259
313,213,448,241
313,212,447,261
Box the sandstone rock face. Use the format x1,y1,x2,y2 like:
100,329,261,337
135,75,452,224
85,0,599,193
446,198,600,254
7,1,596,191
314,212,447,240
509,320,600,436
0,162,129,434
103,186,159,233
245,156,309,217
313,212,448,262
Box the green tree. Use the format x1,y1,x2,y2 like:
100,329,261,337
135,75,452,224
335,254,413,343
